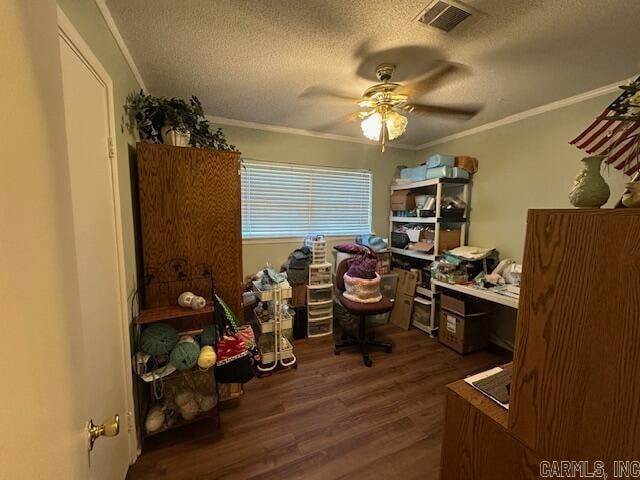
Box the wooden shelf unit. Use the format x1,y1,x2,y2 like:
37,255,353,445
135,304,214,325
390,177,469,191
389,177,470,336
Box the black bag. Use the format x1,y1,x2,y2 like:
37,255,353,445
214,354,254,384
391,232,410,249
213,294,255,384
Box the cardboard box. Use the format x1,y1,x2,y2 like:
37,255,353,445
375,251,391,275
390,293,414,330
438,310,488,354
380,273,398,300
408,241,434,253
420,228,461,252
390,190,416,210
395,268,418,296
291,285,307,308
440,292,486,317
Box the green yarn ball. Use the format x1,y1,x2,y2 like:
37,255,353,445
170,341,200,370
140,323,179,356
200,324,218,346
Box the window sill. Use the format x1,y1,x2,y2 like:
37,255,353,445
242,235,357,245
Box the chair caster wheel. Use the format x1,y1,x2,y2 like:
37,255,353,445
384,346,392,354
334,348,341,355
364,357,372,367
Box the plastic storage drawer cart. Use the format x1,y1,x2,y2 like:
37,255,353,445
307,284,333,337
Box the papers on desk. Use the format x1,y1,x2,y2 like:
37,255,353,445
490,284,520,300
465,366,512,410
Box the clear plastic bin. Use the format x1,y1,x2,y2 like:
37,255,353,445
380,273,399,300
412,297,432,329
308,303,333,321
307,285,333,304
308,317,332,337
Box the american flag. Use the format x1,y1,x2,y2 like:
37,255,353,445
570,76,640,176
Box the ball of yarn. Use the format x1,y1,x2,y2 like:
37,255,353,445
145,405,165,433
195,392,216,412
190,295,206,310
200,324,218,346
174,388,199,420
170,336,200,370
140,323,179,356
198,345,217,369
174,388,194,407
178,291,195,307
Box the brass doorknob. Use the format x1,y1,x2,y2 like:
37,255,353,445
88,414,119,451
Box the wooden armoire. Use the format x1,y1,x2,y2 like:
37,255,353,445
135,143,243,317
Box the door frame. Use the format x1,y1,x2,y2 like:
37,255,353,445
57,5,138,464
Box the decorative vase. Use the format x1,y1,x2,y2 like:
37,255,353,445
568,155,610,208
161,125,190,147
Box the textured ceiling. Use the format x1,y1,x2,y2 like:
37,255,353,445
106,0,640,146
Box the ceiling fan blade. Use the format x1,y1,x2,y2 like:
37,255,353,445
399,62,463,98
404,103,480,118
300,86,361,102
314,111,362,131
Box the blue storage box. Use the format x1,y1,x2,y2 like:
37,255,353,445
426,154,455,169
401,163,470,181
425,166,470,180
450,167,470,179
400,165,429,181
425,166,452,180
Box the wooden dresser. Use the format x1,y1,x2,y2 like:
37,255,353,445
441,209,640,479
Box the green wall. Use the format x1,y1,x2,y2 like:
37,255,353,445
414,91,629,262
414,91,630,350
219,124,415,277
57,0,141,300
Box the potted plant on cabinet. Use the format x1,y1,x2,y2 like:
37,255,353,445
124,91,237,151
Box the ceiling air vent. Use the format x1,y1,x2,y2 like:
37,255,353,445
416,0,472,32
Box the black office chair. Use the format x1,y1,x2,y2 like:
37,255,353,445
333,259,393,367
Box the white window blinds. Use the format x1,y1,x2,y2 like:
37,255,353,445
241,160,372,239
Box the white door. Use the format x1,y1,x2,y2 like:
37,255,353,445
58,10,133,480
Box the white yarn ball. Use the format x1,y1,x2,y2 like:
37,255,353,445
174,388,194,407
174,387,200,420
179,399,200,420
198,345,217,369
196,393,216,412
178,291,195,307
190,295,206,310
145,405,165,433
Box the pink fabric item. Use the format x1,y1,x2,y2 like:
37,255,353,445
342,272,382,303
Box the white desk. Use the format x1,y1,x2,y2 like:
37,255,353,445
431,279,520,309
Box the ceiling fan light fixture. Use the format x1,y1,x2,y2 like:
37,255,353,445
361,112,383,141
386,110,408,140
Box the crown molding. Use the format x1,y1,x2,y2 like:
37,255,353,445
206,115,416,151
84,4,633,154
415,77,633,150
94,0,147,91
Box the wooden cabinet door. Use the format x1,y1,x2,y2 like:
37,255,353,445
509,209,640,463
136,143,243,317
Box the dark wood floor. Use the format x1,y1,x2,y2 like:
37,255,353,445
127,325,510,480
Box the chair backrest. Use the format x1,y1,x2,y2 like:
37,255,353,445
335,258,350,292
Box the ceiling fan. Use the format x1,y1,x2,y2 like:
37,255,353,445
307,62,479,151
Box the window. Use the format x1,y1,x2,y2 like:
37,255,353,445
241,160,372,239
